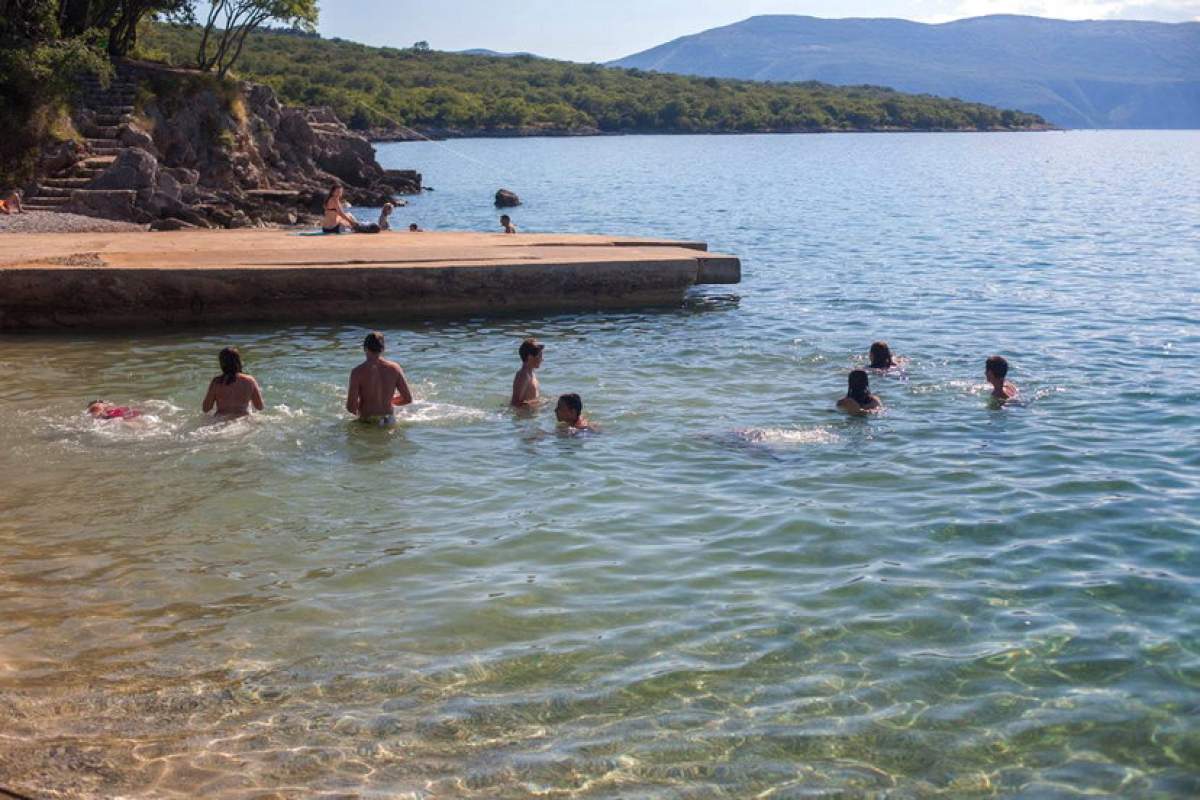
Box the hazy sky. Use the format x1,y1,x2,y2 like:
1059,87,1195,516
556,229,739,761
321,1,1200,62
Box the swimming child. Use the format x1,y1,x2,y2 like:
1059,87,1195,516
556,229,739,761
985,355,1019,401
868,340,898,370
87,400,142,420
511,337,544,407
378,202,394,231
346,331,413,426
837,369,883,415
202,347,264,416
555,393,590,430
500,215,518,234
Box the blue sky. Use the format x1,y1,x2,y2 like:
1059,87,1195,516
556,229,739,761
320,0,1200,62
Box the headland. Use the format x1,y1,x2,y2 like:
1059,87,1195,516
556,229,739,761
0,229,740,330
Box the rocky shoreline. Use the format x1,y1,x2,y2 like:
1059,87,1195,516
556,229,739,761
0,210,146,234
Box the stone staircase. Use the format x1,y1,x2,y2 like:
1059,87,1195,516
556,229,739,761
24,67,139,212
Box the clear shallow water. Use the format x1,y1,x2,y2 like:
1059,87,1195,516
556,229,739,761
2,131,1199,798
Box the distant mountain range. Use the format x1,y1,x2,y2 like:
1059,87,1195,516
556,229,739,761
610,15,1200,129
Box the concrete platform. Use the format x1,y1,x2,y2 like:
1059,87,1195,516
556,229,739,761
0,229,740,330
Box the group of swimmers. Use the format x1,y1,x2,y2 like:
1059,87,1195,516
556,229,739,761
87,332,590,430
321,183,518,236
836,340,1018,415
87,334,1015,430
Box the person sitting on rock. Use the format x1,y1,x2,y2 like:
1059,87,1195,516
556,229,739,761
322,184,359,234
500,214,518,234
378,202,394,231
0,190,23,215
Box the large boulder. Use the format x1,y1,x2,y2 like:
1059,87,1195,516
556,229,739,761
63,189,152,223
494,188,521,207
117,124,158,157
89,147,159,191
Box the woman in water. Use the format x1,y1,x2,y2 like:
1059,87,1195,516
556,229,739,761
868,340,898,370
837,369,883,415
322,184,359,234
202,347,264,417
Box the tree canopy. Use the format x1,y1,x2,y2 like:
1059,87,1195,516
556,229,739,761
142,23,1048,136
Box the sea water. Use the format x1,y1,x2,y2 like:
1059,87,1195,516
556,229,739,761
1,131,1198,797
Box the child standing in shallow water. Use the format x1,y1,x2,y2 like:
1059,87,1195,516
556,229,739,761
837,369,883,415
203,347,264,416
511,338,544,407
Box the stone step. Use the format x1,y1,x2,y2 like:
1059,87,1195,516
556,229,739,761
89,147,122,157
41,177,91,189
27,195,71,206
93,115,131,127
87,125,120,138
34,186,75,197
24,204,67,212
85,138,120,148
92,106,135,116
80,156,118,167
69,167,105,179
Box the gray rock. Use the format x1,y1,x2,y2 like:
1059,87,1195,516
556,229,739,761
89,148,159,191
495,188,521,207
63,189,153,223
149,217,196,231
118,124,158,156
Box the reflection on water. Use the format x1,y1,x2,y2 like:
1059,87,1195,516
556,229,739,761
3,131,1200,797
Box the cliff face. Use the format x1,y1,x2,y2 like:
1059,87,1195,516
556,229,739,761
44,61,419,228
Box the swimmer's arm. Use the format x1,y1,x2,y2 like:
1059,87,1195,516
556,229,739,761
345,372,361,415
837,397,866,416
250,378,264,412
393,368,413,407
202,379,218,413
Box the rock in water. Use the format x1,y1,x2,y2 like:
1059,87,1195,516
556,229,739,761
495,189,521,207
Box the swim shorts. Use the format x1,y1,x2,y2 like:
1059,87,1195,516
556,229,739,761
360,414,397,427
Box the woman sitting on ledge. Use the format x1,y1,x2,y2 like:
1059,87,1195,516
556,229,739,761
322,184,360,234
0,190,23,215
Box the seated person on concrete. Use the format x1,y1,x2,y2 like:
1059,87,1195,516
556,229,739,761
555,393,591,430
0,190,23,215
322,184,359,233
500,215,518,234
985,355,1019,401
511,338,544,407
87,400,142,420
378,203,394,231
202,347,265,417
837,369,883,415
346,331,413,426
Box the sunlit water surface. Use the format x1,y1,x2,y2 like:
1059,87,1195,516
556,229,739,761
2,131,1199,798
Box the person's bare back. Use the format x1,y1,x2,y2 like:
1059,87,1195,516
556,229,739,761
346,332,412,422
202,347,264,416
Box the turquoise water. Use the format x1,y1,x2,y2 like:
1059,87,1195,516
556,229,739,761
1,131,1199,797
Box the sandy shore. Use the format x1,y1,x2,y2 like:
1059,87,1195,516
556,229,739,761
0,210,147,234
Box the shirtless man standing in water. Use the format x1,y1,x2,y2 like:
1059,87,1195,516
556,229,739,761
346,331,413,425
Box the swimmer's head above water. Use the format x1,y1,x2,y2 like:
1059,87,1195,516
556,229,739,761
985,355,1019,399
218,347,243,385
519,337,544,366
555,392,587,427
869,341,896,369
363,331,385,355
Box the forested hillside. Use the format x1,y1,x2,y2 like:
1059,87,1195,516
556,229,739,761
142,24,1047,136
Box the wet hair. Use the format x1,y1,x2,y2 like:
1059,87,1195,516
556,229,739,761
847,369,872,405
409,223,420,231
363,331,385,353
218,347,242,385
518,337,544,362
558,393,583,417
869,341,895,369
500,215,511,224
986,355,1009,380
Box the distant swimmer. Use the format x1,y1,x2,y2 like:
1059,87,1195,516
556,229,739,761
555,392,591,430
985,355,1019,401
837,369,883,415
202,347,264,417
87,400,142,420
408,223,423,232
869,340,899,370
346,331,413,426
500,214,518,234
322,183,359,234
378,202,394,231
511,337,544,407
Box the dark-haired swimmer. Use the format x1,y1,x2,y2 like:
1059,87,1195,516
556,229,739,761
837,369,882,415
347,331,413,426
869,341,899,370
555,393,590,430
511,337,544,407
985,355,1019,401
202,347,264,416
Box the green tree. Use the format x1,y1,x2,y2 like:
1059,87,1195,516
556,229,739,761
197,0,317,78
